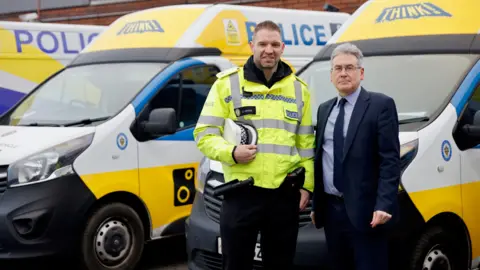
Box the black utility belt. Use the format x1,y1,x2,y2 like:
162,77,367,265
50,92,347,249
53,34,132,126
211,167,306,198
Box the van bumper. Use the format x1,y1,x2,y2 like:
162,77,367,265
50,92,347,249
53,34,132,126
185,192,329,270
0,173,95,259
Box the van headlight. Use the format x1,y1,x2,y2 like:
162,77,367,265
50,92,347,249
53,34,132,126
7,133,94,187
398,139,418,193
400,139,418,172
195,156,210,193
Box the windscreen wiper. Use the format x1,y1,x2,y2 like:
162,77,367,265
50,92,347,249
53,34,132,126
399,116,429,125
18,123,62,127
62,116,111,127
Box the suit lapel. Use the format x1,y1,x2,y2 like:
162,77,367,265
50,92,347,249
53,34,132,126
315,98,336,157
343,88,370,160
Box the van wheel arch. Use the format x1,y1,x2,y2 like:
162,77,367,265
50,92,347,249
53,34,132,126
89,191,152,241
410,212,471,270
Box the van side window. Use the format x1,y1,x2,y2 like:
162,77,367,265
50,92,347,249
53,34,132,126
454,83,480,150
148,65,220,129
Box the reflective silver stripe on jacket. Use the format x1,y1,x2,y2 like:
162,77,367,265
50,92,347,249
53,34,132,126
195,127,221,143
257,143,314,158
250,119,313,135
293,80,303,122
298,148,315,159
197,115,225,126
228,73,254,126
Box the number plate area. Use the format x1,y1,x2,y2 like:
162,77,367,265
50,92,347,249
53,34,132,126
217,237,262,261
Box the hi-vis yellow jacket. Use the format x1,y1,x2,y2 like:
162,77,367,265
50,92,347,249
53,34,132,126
193,67,315,192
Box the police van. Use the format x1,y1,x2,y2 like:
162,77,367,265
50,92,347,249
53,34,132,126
187,0,480,269
0,4,349,269
0,21,105,115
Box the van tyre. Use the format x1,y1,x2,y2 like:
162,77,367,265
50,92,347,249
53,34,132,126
409,226,461,270
80,202,145,270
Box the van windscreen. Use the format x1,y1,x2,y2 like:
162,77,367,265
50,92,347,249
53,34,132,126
299,54,479,127
1,62,167,126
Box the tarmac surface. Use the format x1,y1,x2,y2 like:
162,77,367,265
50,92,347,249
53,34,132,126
1,235,188,270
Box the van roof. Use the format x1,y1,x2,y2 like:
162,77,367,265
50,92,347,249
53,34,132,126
313,0,480,61
70,4,350,67
0,21,106,31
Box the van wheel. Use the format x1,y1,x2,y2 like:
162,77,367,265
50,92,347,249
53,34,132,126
80,202,145,270
409,226,460,270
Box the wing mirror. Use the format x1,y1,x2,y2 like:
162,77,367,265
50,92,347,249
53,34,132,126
461,111,480,138
141,108,177,138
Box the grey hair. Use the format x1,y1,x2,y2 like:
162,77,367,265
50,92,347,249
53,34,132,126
330,43,364,67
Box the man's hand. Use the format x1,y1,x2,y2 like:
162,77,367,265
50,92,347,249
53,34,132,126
310,211,315,226
299,189,309,211
370,210,392,228
234,145,257,163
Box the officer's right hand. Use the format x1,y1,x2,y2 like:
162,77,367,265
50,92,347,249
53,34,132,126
234,145,257,163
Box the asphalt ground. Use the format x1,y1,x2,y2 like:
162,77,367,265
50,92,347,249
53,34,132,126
0,235,188,270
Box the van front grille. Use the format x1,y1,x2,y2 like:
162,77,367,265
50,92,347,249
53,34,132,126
193,250,264,270
0,166,8,194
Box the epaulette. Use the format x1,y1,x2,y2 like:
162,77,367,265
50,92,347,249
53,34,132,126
216,67,240,79
294,75,308,87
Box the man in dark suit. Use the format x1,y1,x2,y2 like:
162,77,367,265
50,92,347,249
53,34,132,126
310,42,401,270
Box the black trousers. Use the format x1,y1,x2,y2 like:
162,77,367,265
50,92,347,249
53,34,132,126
219,183,300,270
324,195,389,270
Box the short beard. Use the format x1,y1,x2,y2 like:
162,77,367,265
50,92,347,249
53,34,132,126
256,60,278,71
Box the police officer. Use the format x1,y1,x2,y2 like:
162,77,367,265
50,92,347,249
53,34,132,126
193,20,315,270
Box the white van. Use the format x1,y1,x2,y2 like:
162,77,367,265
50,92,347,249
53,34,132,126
188,0,480,269
0,4,349,270
0,21,105,115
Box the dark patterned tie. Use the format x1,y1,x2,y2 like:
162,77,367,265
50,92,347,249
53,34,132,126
333,98,346,192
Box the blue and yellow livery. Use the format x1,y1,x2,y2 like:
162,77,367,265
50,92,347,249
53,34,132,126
0,4,348,270
0,21,105,115
188,0,480,269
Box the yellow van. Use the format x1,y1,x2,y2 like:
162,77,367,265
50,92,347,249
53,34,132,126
188,0,480,269
0,4,349,270
294,0,480,269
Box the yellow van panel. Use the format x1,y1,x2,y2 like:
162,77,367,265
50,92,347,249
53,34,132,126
461,181,480,259
0,27,64,84
195,10,251,57
83,7,205,53
408,184,463,222
409,181,480,259
80,169,140,199
337,0,480,43
139,163,197,231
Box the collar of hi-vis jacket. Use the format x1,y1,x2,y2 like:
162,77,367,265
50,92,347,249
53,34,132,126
243,55,293,89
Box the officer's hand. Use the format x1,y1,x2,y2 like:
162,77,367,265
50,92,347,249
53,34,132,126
310,211,315,226
299,189,309,211
234,145,257,163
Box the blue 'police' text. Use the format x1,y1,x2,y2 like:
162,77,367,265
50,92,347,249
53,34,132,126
245,21,329,46
14,29,100,54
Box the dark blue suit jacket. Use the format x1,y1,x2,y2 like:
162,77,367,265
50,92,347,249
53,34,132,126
312,87,401,232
